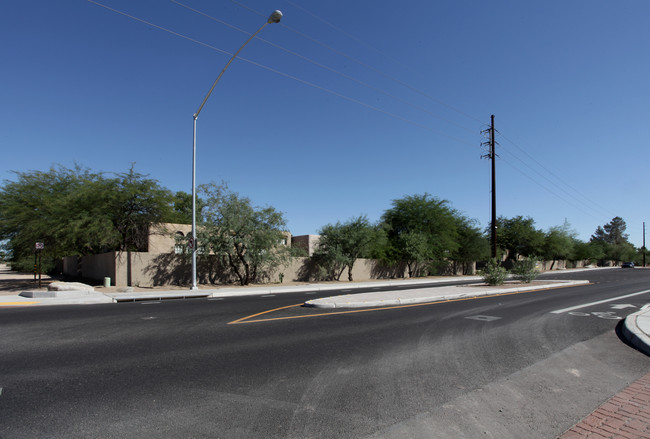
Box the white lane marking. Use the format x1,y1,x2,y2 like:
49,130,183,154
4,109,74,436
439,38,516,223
610,304,636,310
591,311,621,320
0,387,3,396
550,289,650,314
261,295,276,298
141,301,161,305
208,297,224,301
465,315,501,322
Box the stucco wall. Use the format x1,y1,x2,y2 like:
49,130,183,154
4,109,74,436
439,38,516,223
148,223,192,254
82,253,117,283
291,235,321,256
65,251,580,288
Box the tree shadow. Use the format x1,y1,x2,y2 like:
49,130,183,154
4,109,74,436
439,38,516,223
143,254,235,286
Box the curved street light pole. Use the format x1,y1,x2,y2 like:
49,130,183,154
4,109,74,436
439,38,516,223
191,10,283,290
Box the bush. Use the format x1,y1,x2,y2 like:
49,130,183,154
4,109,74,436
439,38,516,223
480,259,507,285
511,258,538,283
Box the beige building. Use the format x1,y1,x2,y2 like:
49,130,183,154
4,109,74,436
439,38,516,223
147,223,291,254
148,223,192,254
291,234,321,256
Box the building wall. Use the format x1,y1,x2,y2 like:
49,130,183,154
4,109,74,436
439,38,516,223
291,235,320,256
148,224,292,255
148,223,192,254
67,253,407,287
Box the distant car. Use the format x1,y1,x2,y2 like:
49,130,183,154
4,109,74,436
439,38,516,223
621,262,635,268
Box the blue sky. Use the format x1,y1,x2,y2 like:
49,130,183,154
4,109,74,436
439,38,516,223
2,1,649,246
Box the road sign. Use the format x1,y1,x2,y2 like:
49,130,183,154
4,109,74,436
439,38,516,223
188,237,194,249
35,242,44,250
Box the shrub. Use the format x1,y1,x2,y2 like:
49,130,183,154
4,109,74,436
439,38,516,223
481,259,507,285
511,258,538,283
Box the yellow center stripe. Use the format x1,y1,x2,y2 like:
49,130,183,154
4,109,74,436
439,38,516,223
228,283,582,324
0,302,40,306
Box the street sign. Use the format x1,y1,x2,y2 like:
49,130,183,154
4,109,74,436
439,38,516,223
188,237,194,250
35,242,44,250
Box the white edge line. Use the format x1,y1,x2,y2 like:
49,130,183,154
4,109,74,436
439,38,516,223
550,289,650,314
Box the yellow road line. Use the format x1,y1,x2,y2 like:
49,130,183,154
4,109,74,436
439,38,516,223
229,283,584,325
0,301,40,307
229,304,299,324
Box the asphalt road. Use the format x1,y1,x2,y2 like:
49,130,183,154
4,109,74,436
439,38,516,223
1,269,649,438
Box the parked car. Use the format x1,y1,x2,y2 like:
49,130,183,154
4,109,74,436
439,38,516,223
621,262,635,268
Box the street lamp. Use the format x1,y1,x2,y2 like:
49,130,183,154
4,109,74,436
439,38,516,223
190,10,283,290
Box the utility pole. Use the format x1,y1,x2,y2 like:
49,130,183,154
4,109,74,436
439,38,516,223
490,115,496,259
482,115,497,259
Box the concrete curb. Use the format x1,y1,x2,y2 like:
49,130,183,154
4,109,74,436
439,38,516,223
209,276,485,298
304,280,589,309
20,290,100,299
622,306,650,356
106,291,211,302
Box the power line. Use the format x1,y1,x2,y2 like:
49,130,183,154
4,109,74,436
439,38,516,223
497,145,611,221
227,0,484,125
496,131,614,218
498,155,606,223
171,0,478,136
88,0,478,148
283,0,407,69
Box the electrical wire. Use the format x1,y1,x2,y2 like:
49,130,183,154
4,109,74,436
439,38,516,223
228,0,484,125
498,155,607,223
283,0,406,69
170,0,478,136
497,131,614,218
88,0,478,149
496,144,612,221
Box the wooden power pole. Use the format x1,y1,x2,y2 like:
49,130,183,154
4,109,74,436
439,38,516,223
481,115,497,259
490,115,496,259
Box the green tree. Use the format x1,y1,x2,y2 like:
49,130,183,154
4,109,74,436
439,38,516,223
381,194,459,277
197,183,289,286
313,216,376,281
543,222,575,269
0,165,174,272
166,191,205,224
495,216,544,260
109,167,175,252
451,217,489,274
571,239,601,264
590,217,635,264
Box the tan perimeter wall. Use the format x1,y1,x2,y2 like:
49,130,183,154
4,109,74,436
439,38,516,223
64,253,407,287
64,252,584,288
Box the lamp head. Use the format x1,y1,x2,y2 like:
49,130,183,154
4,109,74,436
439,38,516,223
268,10,283,24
